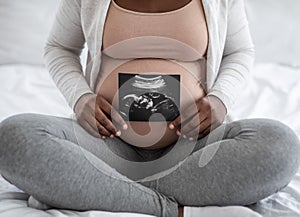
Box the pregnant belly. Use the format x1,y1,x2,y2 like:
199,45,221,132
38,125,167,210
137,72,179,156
95,58,206,150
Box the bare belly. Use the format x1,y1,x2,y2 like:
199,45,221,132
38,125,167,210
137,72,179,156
95,58,206,150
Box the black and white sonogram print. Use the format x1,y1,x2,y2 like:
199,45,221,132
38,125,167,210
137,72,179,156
119,73,180,122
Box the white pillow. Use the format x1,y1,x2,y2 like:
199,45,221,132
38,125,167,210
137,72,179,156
245,0,300,66
0,0,60,65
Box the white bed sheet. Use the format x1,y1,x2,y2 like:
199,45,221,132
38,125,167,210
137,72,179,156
0,64,72,121
0,63,300,216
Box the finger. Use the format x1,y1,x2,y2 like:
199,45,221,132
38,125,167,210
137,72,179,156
169,110,198,133
181,99,202,119
179,105,209,138
110,105,128,131
198,124,212,139
199,115,212,132
181,115,200,138
197,118,214,139
180,109,207,135
87,112,112,137
184,116,209,141
169,98,203,130
81,120,103,139
97,96,114,118
94,106,119,137
169,115,181,131
96,97,124,134
96,121,112,138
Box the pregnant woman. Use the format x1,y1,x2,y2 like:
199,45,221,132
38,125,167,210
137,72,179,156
1,0,300,217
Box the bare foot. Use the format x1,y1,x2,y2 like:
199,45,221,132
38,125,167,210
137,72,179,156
178,206,184,217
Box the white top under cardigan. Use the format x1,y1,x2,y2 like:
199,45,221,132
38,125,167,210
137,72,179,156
44,0,255,122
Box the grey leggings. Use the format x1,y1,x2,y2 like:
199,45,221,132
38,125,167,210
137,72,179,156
0,113,300,217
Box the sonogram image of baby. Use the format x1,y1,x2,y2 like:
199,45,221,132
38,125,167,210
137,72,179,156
118,73,180,122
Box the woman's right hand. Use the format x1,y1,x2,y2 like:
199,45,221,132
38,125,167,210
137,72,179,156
74,93,128,139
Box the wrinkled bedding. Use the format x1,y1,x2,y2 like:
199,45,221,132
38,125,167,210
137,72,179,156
0,63,300,216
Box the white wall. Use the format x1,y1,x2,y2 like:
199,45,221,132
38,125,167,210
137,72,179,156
0,0,60,65
245,0,300,66
1,0,299,66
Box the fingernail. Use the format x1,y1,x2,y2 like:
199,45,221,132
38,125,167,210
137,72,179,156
169,124,174,130
189,137,194,141
183,134,187,139
176,130,181,136
110,134,114,138
116,131,121,136
102,136,106,139
123,124,128,130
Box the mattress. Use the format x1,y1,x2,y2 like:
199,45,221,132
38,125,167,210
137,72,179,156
0,63,300,216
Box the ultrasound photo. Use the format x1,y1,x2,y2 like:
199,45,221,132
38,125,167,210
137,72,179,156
119,73,180,122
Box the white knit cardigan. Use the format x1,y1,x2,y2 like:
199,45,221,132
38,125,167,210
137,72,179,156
44,0,255,121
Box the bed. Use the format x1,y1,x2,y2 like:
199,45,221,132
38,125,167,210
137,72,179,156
0,0,300,217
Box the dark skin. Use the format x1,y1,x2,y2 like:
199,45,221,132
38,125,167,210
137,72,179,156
75,1,227,216
169,95,227,141
111,0,227,141
114,0,193,13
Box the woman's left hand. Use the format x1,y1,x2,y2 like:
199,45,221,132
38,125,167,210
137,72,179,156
169,95,227,140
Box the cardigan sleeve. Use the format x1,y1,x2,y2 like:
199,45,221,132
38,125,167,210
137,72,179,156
207,0,255,114
44,0,93,112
